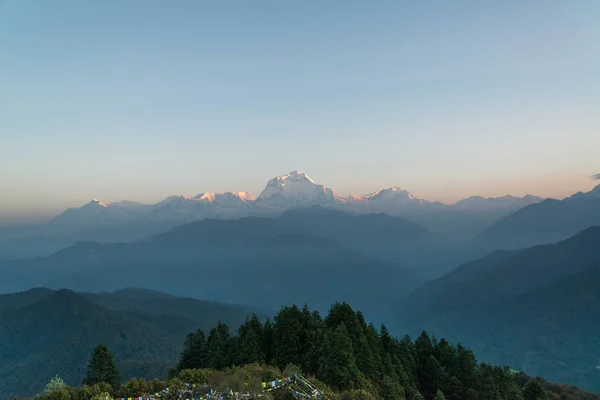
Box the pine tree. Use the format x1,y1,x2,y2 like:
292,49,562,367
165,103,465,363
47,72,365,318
238,323,262,364
300,307,324,376
420,355,447,399
319,324,360,390
455,344,477,390
364,323,383,380
415,331,433,371
272,305,304,369
207,322,231,369
262,318,274,364
178,329,209,370
83,344,121,388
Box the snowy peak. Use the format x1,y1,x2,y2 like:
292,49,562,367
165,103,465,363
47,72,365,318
364,186,424,205
45,170,559,228
257,171,345,208
83,199,108,208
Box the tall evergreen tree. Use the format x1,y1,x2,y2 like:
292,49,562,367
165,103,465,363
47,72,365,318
83,344,120,388
433,389,446,400
415,331,433,373
238,324,262,364
455,344,477,390
178,329,208,370
207,322,231,369
272,305,304,369
420,355,447,399
262,318,274,364
299,306,323,376
319,324,360,391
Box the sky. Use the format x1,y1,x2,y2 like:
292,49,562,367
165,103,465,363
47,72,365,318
1,0,599,223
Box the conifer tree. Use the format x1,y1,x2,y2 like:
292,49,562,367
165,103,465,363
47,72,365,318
238,323,262,364
262,318,274,364
433,389,446,400
272,305,304,369
207,322,231,369
319,324,360,390
455,344,477,390
83,344,121,388
178,329,209,370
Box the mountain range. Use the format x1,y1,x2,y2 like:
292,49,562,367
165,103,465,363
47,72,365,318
0,209,427,321
394,226,600,392
0,288,260,399
473,184,600,250
0,170,546,260
45,171,543,227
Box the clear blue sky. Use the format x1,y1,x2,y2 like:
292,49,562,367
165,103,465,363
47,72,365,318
1,0,599,223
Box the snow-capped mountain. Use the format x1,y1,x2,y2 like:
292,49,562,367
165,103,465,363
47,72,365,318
255,170,346,209
48,199,144,226
147,192,256,222
452,194,543,211
46,170,549,228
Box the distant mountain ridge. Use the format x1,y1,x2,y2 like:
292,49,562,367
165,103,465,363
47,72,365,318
0,209,427,320
42,170,545,229
0,288,258,399
474,184,600,250
394,226,600,392
0,170,550,260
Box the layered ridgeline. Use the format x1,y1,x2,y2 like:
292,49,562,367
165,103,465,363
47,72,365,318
0,288,263,399
473,184,600,251
395,227,600,392
0,211,426,321
0,171,545,259
32,302,599,400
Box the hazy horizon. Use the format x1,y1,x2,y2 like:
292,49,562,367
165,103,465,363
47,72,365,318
1,1,599,224
1,169,598,226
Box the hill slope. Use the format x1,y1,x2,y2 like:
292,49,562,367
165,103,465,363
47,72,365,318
474,187,600,250
394,227,600,392
0,214,426,321
0,288,257,399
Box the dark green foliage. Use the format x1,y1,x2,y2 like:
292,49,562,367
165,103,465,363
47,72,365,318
319,325,360,390
272,305,304,369
170,303,599,400
207,322,231,370
5,298,599,400
0,288,257,399
83,344,121,388
177,329,209,370
523,378,548,400
237,315,264,364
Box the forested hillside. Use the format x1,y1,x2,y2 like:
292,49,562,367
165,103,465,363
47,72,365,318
0,289,259,399
395,227,600,392
29,303,600,400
